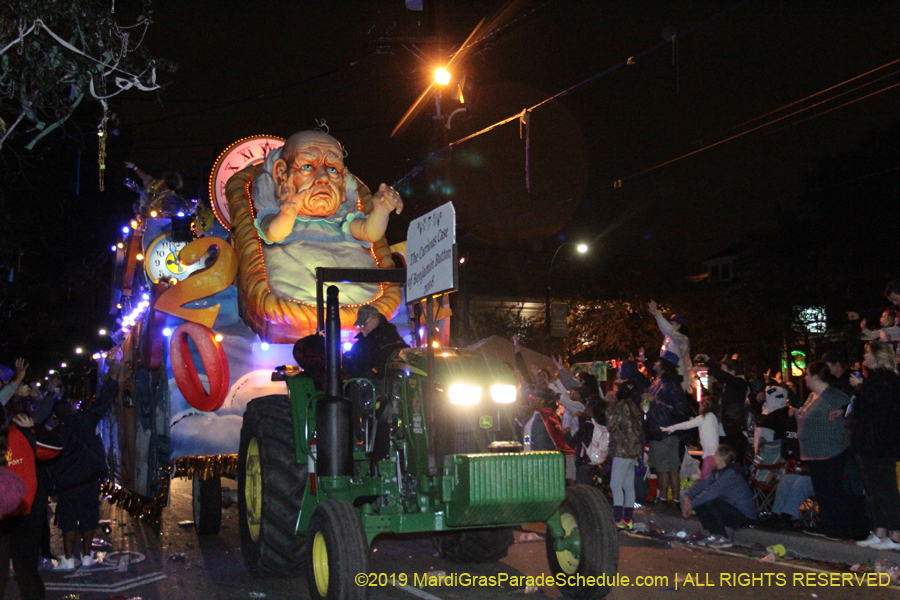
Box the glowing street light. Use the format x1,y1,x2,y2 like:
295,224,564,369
99,329,107,336
60,362,67,368
434,68,451,86
546,242,589,352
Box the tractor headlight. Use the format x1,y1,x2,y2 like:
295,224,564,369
490,384,517,404
449,384,482,405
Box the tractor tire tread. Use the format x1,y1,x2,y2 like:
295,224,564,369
546,484,618,600
307,499,368,600
193,476,222,536
238,395,307,578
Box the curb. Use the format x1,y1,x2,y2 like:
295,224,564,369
636,508,892,565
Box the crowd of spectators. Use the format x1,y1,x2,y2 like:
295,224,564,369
0,356,119,599
512,280,900,552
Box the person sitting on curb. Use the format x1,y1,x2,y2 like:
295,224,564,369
681,444,757,549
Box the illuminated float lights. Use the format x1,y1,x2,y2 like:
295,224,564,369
119,292,152,336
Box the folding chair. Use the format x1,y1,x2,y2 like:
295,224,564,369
748,439,785,516
799,497,819,529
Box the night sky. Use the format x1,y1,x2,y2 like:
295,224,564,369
2,0,900,365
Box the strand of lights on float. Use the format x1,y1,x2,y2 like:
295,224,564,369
120,292,152,336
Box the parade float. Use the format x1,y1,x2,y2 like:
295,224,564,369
102,131,433,531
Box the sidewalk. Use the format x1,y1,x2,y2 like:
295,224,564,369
635,504,893,565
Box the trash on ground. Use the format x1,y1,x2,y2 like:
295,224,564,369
117,554,131,573
675,530,687,539
169,552,187,563
523,585,540,594
177,520,195,528
766,544,786,557
759,553,776,563
92,538,113,551
515,531,543,543
874,559,900,584
249,593,267,598
631,522,648,533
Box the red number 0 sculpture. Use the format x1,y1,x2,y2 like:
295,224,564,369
170,321,230,412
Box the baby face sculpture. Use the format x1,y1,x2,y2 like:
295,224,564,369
272,131,348,218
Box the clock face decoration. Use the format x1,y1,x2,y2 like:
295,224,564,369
209,135,285,229
144,234,205,283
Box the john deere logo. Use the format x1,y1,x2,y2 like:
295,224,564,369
479,415,493,429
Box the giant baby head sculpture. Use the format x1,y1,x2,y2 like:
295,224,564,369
256,130,402,246
248,129,403,308
272,131,348,219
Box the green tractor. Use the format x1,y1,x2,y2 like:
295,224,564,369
237,282,618,600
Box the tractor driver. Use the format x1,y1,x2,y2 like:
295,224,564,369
344,305,408,380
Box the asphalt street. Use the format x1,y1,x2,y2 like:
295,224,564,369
9,478,896,600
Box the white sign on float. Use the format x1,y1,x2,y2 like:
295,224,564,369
406,202,456,303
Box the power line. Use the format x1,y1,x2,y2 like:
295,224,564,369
618,75,900,185
727,57,900,132
392,0,756,188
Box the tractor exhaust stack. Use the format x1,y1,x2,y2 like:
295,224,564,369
317,285,352,477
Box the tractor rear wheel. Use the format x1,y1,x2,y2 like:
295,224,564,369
192,475,222,536
238,395,307,578
306,499,368,600
433,527,515,563
546,485,618,599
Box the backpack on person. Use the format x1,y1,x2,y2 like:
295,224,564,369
581,418,610,465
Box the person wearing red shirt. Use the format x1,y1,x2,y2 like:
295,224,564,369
0,410,44,600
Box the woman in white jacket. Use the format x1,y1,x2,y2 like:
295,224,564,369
662,396,723,479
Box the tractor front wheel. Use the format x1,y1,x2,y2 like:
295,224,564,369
546,485,618,599
238,395,307,578
306,499,368,600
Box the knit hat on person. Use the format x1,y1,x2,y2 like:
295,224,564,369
670,314,688,326
619,360,641,380
660,350,680,367
354,305,381,327
763,385,789,414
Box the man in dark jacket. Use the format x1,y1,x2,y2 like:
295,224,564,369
699,354,749,464
50,368,117,572
344,305,408,380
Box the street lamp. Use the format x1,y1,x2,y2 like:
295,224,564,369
434,68,451,86
546,242,589,352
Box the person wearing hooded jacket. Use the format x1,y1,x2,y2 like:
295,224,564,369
682,444,756,549
343,305,408,380
644,351,689,507
850,341,900,550
48,364,119,572
699,354,749,465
